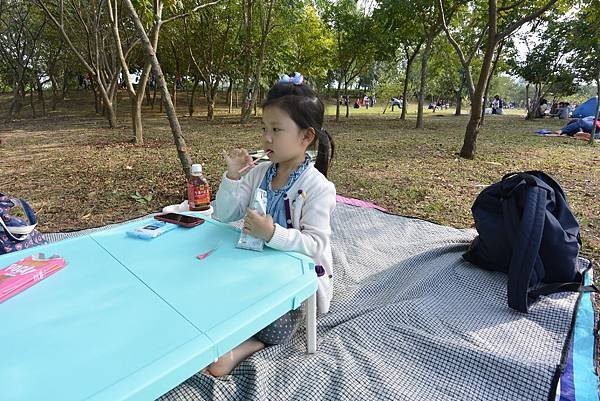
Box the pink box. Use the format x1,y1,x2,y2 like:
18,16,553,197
0,253,66,303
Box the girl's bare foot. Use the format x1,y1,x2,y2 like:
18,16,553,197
205,338,265,377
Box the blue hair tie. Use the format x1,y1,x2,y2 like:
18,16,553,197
278,72,304,86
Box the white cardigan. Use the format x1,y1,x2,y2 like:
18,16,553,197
212,162,336,314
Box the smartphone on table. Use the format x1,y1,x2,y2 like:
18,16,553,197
154,213,205,228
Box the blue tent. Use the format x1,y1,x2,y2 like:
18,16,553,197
572,96,598,118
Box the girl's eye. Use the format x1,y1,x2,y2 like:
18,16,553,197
272,128,280,133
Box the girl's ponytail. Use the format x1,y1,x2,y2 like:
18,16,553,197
314,129,334,177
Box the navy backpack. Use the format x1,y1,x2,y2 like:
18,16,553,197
463,171,596,313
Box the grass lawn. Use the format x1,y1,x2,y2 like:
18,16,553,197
1,91,598,273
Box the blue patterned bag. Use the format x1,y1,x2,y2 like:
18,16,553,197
0,193,46,255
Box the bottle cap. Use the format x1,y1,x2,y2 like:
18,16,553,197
191,164,202,175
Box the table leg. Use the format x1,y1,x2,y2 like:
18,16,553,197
306,292,317,353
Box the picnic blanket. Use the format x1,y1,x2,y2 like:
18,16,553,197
46,201,598,401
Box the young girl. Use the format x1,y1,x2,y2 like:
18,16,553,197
206,74,336,376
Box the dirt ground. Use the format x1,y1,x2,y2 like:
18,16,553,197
1,90,599,270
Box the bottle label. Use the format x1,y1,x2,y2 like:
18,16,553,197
191,185,210,206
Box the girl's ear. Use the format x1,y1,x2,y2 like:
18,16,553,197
302,127,316,145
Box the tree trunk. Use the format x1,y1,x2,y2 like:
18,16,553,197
30,80,36,119
111,83,118,116
457,0,560,158
132,97,143,144
189,76,199,116
344,82,349,118
50,75,59,110
460,6,497,159
527,84,542,120
227,81,233,113
401,59,413,120
6,80,25,120
335,80,341,122
400,71,410,119
241,0,274,123
124,0,192,178
455,71,465,115
152,84,157,109
525,83,534,119
207,88,215,120
254,85,259,116
401,43,422,120
109,0,143,143
6,66,27,120
589,77,599,145
173,79,177,110
131,60,158,143
416,34,434,129
479,41,503,126
146,83,152,106
61,69,68,100
36,76,46,116
91,81,101,113
239,0,253,122
480,95,488,123
105,99,117,127
36,0,119,130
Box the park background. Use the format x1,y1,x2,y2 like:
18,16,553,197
1,0,599,267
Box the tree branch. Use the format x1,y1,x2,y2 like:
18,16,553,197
466,27,487,64
34,0,95,74
162,0,223,25
498,0,559,41
438,0,468,67
497,0,525,13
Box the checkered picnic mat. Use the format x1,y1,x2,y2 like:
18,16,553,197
152,203,581,401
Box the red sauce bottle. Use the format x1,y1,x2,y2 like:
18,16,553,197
187,164,211,211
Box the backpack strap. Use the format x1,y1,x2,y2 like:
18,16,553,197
0,198,38,241
528,281,598,300
528,260,599,300
524,171,581,245
501,175,547,313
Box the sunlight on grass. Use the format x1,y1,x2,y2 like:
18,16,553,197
2,93,598,267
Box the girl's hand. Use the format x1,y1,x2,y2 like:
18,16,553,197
224,148,253,180
244,208,275,242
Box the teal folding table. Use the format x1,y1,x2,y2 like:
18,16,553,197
0,215,318,401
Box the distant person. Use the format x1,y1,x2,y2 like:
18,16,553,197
537,98,549,118
549,102,570,119
559,103,570,119
391,97,402,111
492,95,504,115
555,115,598,137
